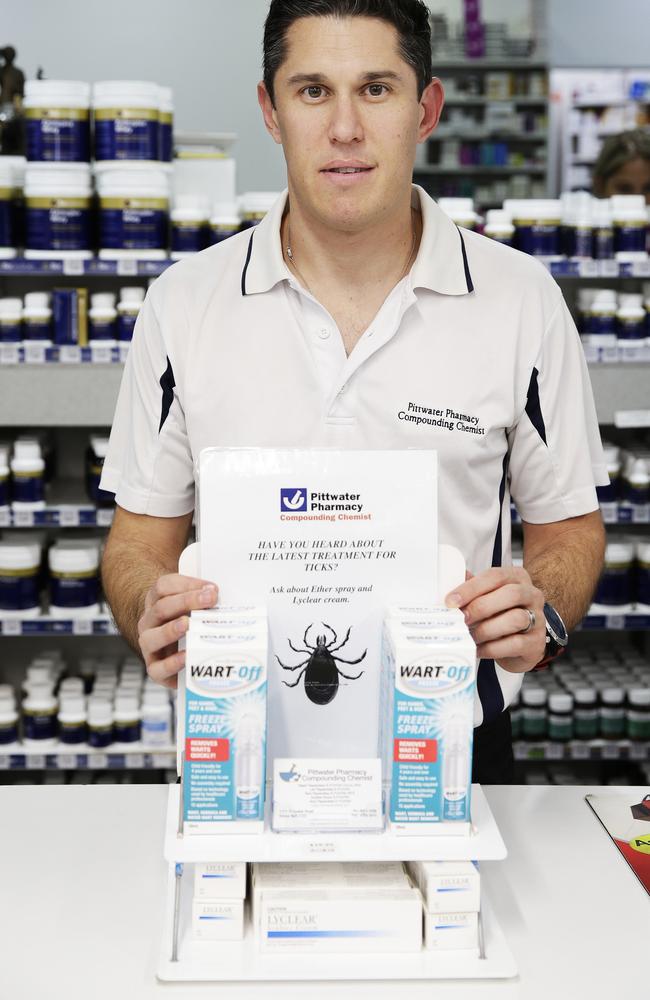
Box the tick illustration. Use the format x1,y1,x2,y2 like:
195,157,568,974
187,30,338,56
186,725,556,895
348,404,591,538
276,623,367,705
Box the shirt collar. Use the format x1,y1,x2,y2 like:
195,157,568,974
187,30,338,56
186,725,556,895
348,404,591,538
240,185,473,297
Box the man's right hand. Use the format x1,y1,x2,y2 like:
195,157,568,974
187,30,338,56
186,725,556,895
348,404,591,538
137,574,218,688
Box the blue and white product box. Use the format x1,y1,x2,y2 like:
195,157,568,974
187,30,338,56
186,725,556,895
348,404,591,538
192,899,245,941
406,860,481,913
424,910,479,952
182,615,268,833
194,862,247,899
382,609,476,834
197,448,438,833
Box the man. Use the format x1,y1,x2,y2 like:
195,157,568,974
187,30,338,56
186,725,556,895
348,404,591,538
101,0,606,783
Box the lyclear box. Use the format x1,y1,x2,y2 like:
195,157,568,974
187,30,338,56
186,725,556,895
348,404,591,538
182,621,267,833
192,898,245,940
424,910,479,952
257,888,423,954
406,860,480,913
194,862,247,899
382,615,476,831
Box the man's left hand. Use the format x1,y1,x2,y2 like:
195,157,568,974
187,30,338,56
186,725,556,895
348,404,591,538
446,567,546,673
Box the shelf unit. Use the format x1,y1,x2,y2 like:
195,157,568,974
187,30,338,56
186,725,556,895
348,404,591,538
158,783,516,983
415,59,549,206
0,745,175,771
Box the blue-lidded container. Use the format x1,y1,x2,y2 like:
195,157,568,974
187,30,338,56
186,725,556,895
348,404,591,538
593,541,635,606
23,80,91,162
24,163,93,259
93,81,160,161
0,297,22,342
49,544,100,614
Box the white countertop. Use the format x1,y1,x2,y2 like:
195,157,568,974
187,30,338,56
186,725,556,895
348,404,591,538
0,784,645,999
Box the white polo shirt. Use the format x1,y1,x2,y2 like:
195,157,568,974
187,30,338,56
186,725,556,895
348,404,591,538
102,186,607,726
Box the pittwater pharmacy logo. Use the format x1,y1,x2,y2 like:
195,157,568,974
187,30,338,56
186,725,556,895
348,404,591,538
278,763,301,782
280,488,307,512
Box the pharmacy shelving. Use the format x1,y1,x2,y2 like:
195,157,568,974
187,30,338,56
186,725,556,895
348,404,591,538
0,344,128,364
0,612,117,636
0,257,171,278
0,745,175,770
415,164,546,175
513,740,648,762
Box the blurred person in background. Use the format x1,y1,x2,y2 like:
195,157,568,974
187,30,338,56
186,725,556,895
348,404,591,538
592,128,650,204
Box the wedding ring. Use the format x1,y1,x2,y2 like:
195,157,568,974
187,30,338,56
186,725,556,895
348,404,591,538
519,609,536,634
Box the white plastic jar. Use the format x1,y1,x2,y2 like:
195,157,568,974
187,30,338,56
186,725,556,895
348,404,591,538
93,80,160,162
157,86,174,162
592,198,614,260
23,79,91,163
238,192,280,230
22,291,52,343
0,695,19,745
437,197,478,231
87,698,113,748
208,202,241,246
638,541,650,607
585,289,618,346
0,454,9,508
611,195,648,261
113,695,142,743
95,162,169,258
141,690,172,746
88,291,117,343
505,199,562,257
10,442,45,509
624,457,650,507
116,286,145,341
593,541,635,607
48,544,100,615
0,297,22,342
170,195,210,258
0,159,17,258
86,434,114,505
24,162,93,258
57,696,88,745
483,208,514,246
23,684,58,745
616,293,645,341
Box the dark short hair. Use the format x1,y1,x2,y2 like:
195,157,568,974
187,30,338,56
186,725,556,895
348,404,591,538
593,128,650,183
263,0,432,104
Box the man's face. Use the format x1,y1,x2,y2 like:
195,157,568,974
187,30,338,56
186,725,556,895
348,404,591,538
259,16,442,232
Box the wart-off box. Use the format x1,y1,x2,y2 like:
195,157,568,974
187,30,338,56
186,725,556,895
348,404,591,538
382,611,476,832
424,910,479,952
192,899,245,941
406,860,480,913
182,619,268,833
257,888,423,954
194,862,247,899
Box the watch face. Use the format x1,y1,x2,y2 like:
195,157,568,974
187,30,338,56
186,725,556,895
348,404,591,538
544,602,568,644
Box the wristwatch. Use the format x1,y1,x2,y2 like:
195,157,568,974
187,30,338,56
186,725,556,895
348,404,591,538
531,602,569,671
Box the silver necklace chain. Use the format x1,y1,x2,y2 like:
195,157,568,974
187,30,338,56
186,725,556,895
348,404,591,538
284,211,418,295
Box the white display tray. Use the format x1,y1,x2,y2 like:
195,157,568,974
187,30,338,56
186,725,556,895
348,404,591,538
157,861,517,982
164,782,507,862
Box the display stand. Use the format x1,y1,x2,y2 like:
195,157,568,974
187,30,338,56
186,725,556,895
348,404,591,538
156,541,517,983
